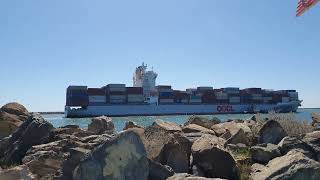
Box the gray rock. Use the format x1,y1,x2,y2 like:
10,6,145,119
1,113,54,166
153,119,182,133
184,116,220,129
148,159,175,180
73,131,149,180
226,143,248,152
251,149,320,180
212,122,253,146
0,165,36,180
182,124,216,135
258,120,287,144
191,134,239,180
157,140,189,173
302,131,320,161
167,173,224,180
278,136,315,159
88,116,115,135
250,143,281,164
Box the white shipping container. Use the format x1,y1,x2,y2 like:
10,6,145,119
110,99,126,103
89,96,106,103
127,96,144,102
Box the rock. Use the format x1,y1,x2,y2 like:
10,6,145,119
167,173,224,180
123,121,143,130
278,136,315,159
0,137,9,158
226,143,248,152
61,147,91,180
258,120,287,144
148,159,174,180
1,102,29,116
22,141,67,179
157,140,189,173
88,116,115,135
250,143,281,164
73,131,149,180
22,133,113,180
0,103,29,139
211,122,253,146
191,134,239,180
251,149,320,180
183,132,204,143
153,119,182,133
184,116,220,129
303,131,320,161
1,113,54,166
182,124,216,135
0,165,36,180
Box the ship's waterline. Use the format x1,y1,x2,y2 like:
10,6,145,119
44,108,320,132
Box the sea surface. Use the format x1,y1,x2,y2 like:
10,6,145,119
43,108,320,132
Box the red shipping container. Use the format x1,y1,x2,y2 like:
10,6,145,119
126,87,143,94
88,88,105,96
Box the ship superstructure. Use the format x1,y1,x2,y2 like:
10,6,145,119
65,63,302,117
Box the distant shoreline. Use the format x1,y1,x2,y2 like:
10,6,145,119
37,112,64,115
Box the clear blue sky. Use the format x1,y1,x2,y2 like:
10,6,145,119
0,0,319,111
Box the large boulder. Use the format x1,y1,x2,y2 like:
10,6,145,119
157,140,189,173
140,126,190,173
211,122,253,146
0,165,36,180
0,103,29,139
88,116,115,135
258,120,287,144
152,119,182,133
1,113,54,166
182,124,216,135
148,159,174,180
250,143,281,164
22,132,113,180
73,131,149,180
302,131,320,161
251,149,320,180
191,134,239,180
184,116,221,129
278,136,315,159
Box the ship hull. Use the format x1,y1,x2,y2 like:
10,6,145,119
65,102,300,118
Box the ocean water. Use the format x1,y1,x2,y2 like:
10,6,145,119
43,108,320,132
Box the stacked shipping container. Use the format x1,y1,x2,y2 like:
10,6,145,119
66,86,89,106
88,88,106,105
66,84,300,107
157,85,174,104
127,87,144,104
105,84,127,104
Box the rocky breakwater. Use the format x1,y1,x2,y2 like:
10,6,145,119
0,107,320,180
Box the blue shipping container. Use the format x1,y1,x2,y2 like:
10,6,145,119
159,92,173,97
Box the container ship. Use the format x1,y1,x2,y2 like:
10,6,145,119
65,63,302,117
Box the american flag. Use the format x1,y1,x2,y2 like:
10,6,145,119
296,0,319,17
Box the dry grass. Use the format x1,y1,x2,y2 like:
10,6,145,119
251,112,315,137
